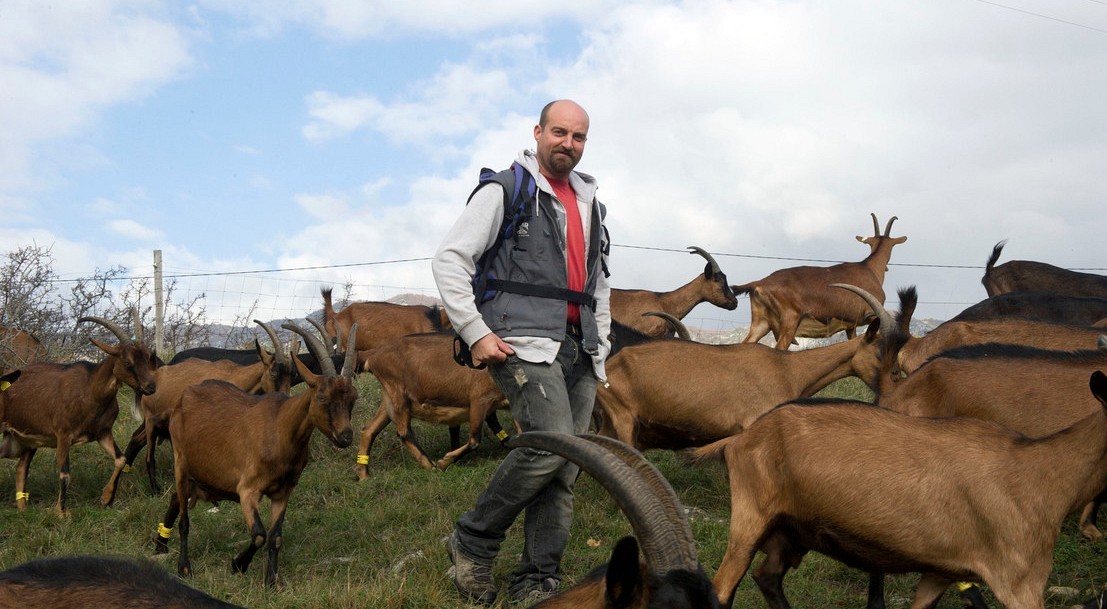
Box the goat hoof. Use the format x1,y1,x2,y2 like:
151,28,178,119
231,559,249,574
1080,524,1104,542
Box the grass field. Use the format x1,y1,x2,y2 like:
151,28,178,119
0,376,1104,608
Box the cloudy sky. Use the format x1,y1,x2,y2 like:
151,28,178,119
2,0,1104,330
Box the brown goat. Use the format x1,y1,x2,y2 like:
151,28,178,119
609,246,737,337
0,315,158,515
121,320,296,493
874,288,1107,540
899,317,1107,374
506,432,719,609
0,555,245,609
983,240,1107,299
321,287,451,354
0,325,47,374
153,322,358,587
698,371,1107,609
596,286,891,450
356,331,508,473
733,213,906,349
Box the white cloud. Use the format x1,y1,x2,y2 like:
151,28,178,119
0,2,193,193
107,219,165,243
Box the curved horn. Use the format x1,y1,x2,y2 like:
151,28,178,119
254,320,287,366
341,323,358,378
306,317,332,350
883,215,898,237
829,283,894,332
870,213,880,237
642,311,691,340
504,432,700,576
283,321,336,377
77,315,132,343
581,434,699,563
687,246,721,276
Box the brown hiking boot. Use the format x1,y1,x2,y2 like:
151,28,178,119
445,530,497,605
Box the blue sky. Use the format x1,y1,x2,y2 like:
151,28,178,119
3,1,1106,329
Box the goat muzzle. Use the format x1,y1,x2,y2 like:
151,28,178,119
332,428,353,448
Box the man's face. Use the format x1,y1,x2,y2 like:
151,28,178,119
534,102,589,179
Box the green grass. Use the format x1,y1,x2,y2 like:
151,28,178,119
0,376,1103,608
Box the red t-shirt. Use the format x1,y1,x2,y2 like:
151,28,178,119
547,178,585,326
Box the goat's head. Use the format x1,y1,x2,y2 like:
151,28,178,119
828,283,901,388
505,432,719,609
253,319,296,393
855,213,908,259
688,246,738,311
77,311,158,396
282,321,359,448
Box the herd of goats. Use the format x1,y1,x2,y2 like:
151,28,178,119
1,213,1107,608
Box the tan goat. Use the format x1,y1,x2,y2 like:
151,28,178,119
321,287,451,353
596,285,890,450
733,213,906,349
698,371,1107,609
153,323,358,587
610,246,737,337
0,314,158,514
983,240,1107,299
871,286,1107,540
356,331,508,473
121,320,296,493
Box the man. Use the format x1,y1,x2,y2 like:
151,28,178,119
431,99,612,605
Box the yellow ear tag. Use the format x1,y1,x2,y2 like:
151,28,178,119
0,381,10,391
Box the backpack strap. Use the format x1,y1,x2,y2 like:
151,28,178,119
468,162,599,309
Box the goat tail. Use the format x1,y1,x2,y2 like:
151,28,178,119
730,283,756,297
985,240,1007,273
690,436,734,465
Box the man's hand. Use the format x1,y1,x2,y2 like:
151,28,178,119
471,332,514,365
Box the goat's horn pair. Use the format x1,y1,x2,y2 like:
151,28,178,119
253,320,288,366
687,246,722,276
828,283,895,332
642,311,691,340
77,315,133,344
284,321,334,376
504,432,700,577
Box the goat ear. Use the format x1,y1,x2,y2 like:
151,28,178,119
604,536,644,609
255,339,275,365
864,319,881,341
1091,371,1107,408
89,337,121,357
293,356,320,387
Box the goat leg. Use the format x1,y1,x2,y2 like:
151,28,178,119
153,493,180,554
14,448,35,511
231,500,266,575
355,399,393,480
1080,490,1107,541
751,532,805,609
96,432,125,506
264,498,289,589
910,573,953,609
55,439,72,517
121,423,146,474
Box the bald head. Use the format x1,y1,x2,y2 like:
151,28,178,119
534,100,590,180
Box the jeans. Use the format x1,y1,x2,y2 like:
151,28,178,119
454,332,597,591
